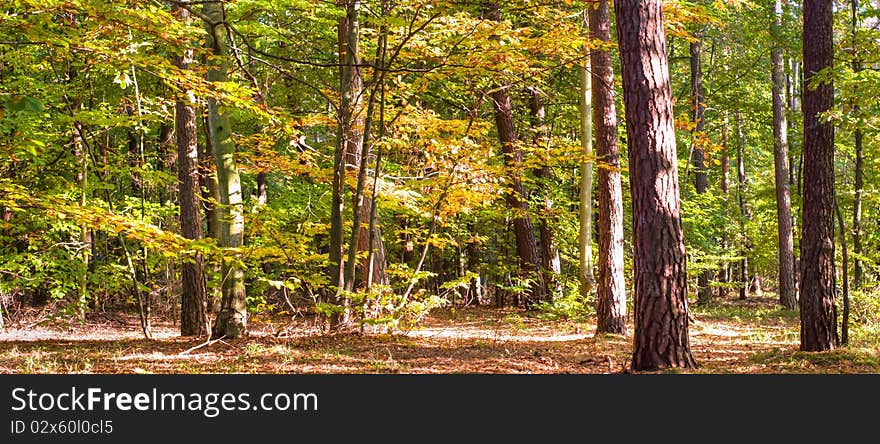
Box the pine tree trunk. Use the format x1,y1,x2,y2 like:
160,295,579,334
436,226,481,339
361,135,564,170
590,1,627,335
174,6,209,337
772,0,798,310
484,2,546,306
615,0,696,370
205,2,247,339
800,0,838,351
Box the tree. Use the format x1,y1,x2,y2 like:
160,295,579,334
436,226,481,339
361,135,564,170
485,1,546,306
174,6,209,337
579,12,595,301
771,0,797,310
689,22,712,305
735,111,750,301
799,0,837,352
528,88,562,300
849,0,864,291
590,1,627,335
614,0,696,370
204,1,247,339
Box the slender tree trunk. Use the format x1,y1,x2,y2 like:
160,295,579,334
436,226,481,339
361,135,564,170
484,2,546,306
772,0,798,310
800,0,837,351
690,29,713,305
850,0,864,290
256,172,268,206
174,6,209,337
579,12,596,300
528,88,562,300
615,0,696,371
719,113,731,297
332,1,388,312
590,1,627,335
205,2,247,339
736,112,750,300
74,121,91,320
834,201,850,345
787,55,801,294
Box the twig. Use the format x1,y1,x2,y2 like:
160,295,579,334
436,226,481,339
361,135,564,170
179,335,227,355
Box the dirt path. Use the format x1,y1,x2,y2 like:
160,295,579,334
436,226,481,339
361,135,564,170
1,299,878,373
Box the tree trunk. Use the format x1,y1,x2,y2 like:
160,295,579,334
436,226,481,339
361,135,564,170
205,2,247,339
786,56,800,294
772,0,798,310
850,0,864,290
579,12,596,300
590,1,627,335
614,0,696,371
800,0,837,351
719,113,731,297
528,87,562,300
485,2,546,306
256,172,268,205
174,6,209,337
690,29,713,305
834,200,850,345
333,1,388,304
736,112,750,301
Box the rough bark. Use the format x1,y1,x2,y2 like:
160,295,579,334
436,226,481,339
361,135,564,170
800,0,837,351
174,6,209,337
772,0,798,310
205,2,247,339
590,1,627,335
485,2,546,305
614,0,696,370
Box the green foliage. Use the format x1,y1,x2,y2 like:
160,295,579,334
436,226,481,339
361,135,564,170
533,289,594,322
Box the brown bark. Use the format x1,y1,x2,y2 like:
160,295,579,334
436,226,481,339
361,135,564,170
485,2,546,306
800,0,838,351
337,1,387,293
614,0,696,370
174,6,209,337
851,0,864,290
490,85,546,306
590,1,627,335
528,87,562,300
690,30,712,305
772,0,798,310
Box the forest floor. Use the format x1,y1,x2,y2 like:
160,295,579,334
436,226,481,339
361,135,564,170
1,297,878,374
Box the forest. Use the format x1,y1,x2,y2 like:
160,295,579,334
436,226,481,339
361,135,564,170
0,0,879,374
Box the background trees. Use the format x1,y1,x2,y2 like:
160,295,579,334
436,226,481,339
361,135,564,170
1,0,879,368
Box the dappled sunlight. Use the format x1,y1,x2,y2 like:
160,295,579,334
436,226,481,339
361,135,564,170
1,302,877,374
